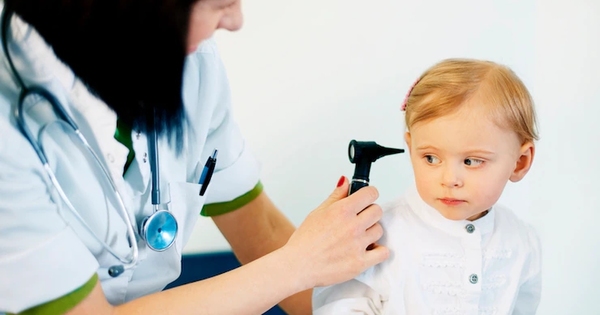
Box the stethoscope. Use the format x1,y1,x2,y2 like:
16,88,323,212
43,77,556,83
1,8,178,277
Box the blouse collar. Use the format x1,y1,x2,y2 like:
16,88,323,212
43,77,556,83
405,186,496,237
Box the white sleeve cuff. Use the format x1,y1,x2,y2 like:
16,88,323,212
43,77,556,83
204,142,261,204
313,279,386,315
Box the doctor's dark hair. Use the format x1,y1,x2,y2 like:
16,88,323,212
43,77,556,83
4,0,198,147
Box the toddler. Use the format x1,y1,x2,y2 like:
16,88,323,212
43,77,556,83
313,59,542,314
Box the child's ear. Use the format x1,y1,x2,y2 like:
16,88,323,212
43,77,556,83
509,141,535,182
404,132,412,153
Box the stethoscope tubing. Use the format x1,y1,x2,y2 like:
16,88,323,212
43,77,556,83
1,7,140,274
2,6,181,277
14,80,141,271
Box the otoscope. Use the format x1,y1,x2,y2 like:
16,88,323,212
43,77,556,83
347,140,404,195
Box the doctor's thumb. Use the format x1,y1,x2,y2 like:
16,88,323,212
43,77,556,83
325,176,349,204
316,176,352,211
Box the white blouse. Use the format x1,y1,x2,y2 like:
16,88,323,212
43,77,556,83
313,187,542,315
0,9,261,312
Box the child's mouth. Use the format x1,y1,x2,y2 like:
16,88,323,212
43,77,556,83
439,198,465,206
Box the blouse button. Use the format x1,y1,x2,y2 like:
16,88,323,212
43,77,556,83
469,274,479,284
465,224,475,233
106,153,115,163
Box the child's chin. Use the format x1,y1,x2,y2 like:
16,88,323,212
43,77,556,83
437,209,471,221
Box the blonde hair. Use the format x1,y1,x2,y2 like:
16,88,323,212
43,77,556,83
404,58,539,144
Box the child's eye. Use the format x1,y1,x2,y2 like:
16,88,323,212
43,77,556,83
464,158,484,166
425,155,441,165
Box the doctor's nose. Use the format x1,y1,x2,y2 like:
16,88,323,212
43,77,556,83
218,3,244,31
441,165,463,188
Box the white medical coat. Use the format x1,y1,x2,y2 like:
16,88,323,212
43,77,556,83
0,10,261,313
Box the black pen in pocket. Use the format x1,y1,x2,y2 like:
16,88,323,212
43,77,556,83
198,149,218,196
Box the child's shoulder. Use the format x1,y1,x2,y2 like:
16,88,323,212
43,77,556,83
493,204,536,231
381,195,411,214
377,194,424,235
380,195,415,223
491,204,541,247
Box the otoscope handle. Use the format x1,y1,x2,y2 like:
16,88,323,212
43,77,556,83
349,178,369,195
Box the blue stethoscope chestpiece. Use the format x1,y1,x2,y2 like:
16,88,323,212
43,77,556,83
140,210,178,251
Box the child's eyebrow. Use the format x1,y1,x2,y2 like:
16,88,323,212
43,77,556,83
415,145,496,156
415,145,438,151
463,149,496,156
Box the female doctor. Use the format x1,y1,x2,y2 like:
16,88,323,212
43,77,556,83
0,0,388,314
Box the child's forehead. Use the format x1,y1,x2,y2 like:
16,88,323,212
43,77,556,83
432,94,506,126
416,99,494,127
410,106,520,150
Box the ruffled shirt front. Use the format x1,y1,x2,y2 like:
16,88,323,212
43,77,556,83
313,187,542,315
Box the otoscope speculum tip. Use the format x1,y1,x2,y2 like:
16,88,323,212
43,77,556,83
347,139,404,195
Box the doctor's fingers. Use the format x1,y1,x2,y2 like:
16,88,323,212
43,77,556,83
341,186,380,214
362,243,390,268
354,202,384,231
363,221,384,246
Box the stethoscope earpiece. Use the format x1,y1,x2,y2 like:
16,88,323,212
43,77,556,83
108,265,125,278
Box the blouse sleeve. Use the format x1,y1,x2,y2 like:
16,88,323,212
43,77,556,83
512,226,543,314
312,278,387,315
0,115,98,314
181,38,262,216
312,255,392,315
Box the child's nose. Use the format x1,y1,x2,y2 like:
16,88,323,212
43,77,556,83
441,164,463,188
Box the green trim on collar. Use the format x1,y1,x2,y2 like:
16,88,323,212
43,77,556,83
11,273,98,315
114,119,135,175
201,181,263,217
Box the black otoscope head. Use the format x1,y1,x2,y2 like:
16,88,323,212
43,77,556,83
348,140,404,195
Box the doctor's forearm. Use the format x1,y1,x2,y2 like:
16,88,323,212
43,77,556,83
212,192,312,315
65,247,309,315
213,192,295,262
101,247,306,315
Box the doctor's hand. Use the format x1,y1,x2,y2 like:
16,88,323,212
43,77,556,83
282,176,389,290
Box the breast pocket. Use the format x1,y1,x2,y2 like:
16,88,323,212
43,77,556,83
167,181,207,255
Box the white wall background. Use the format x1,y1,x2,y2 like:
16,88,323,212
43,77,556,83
184,0,600,313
